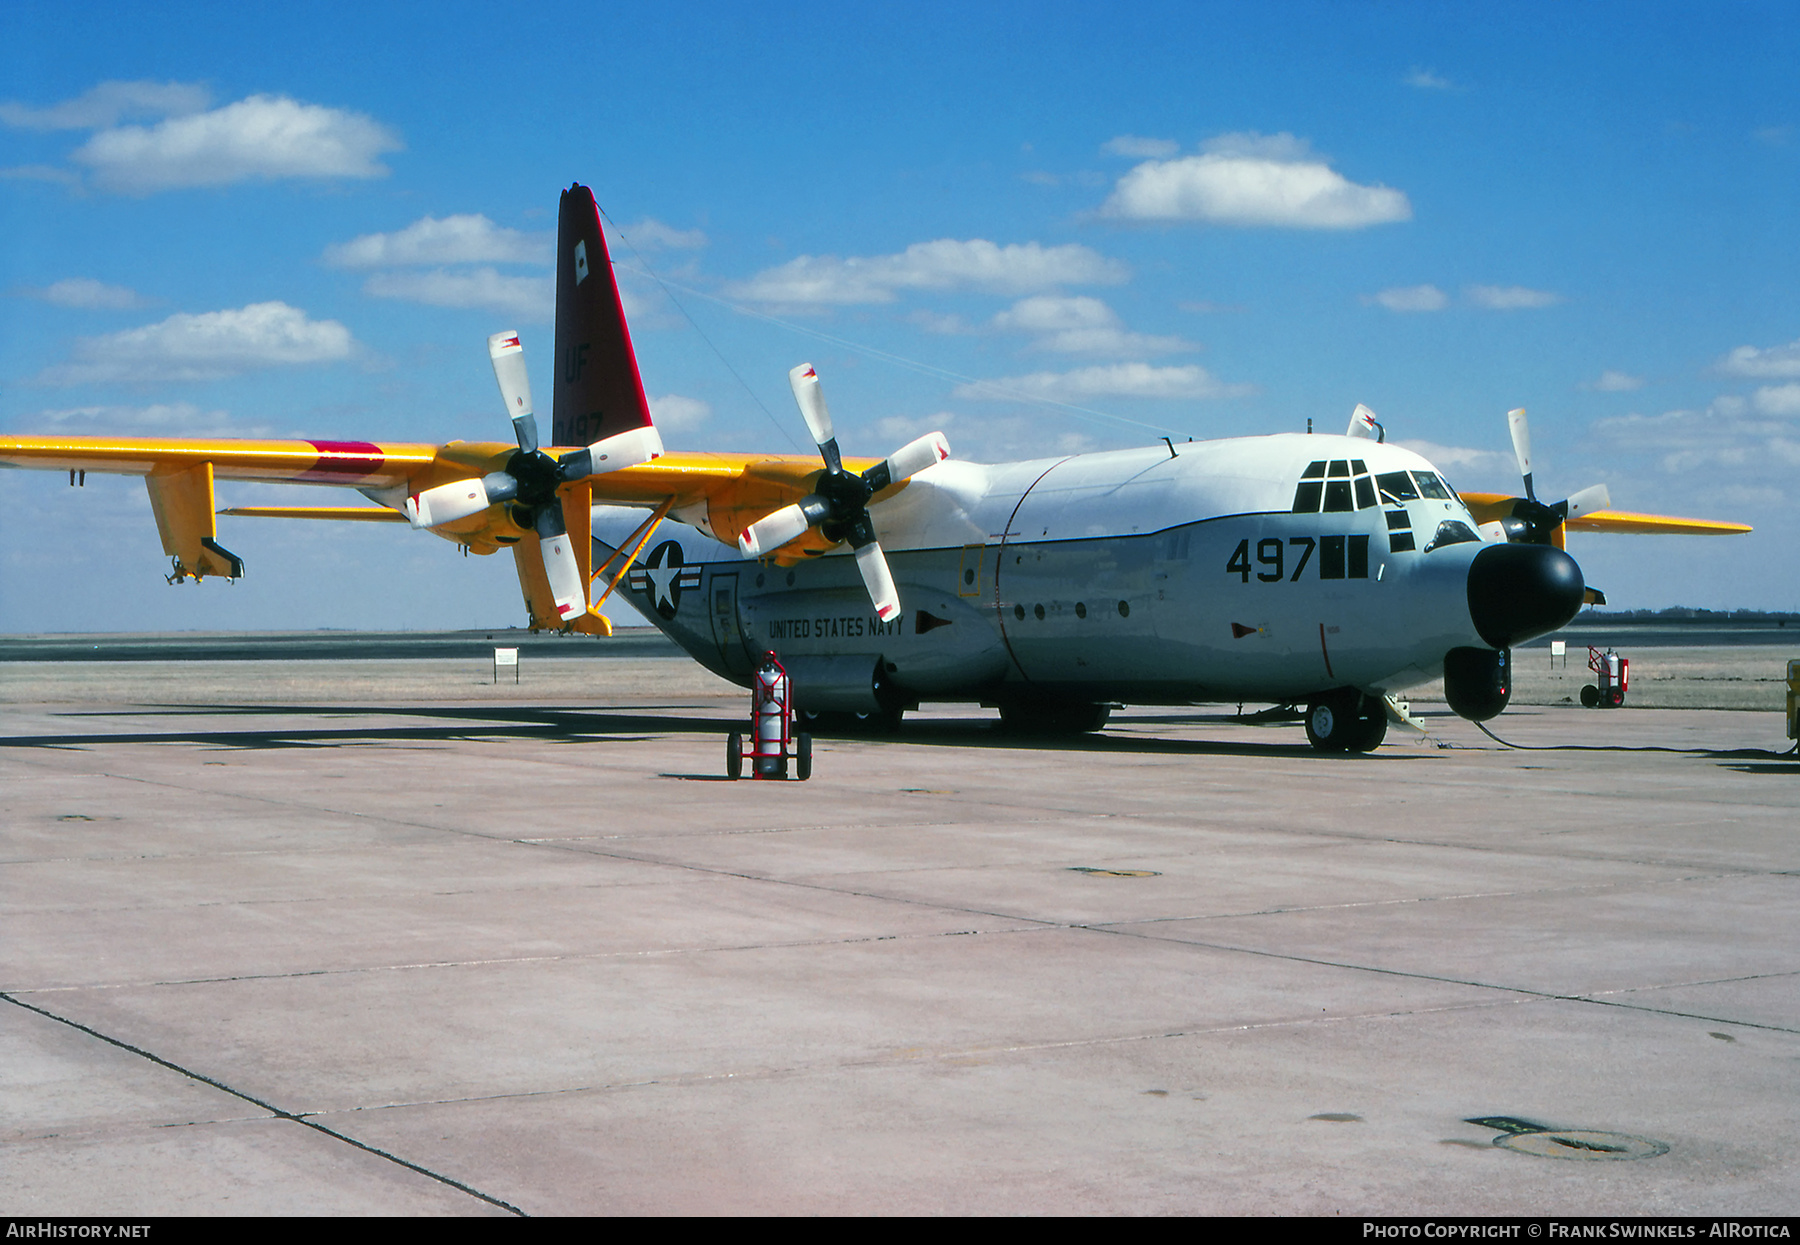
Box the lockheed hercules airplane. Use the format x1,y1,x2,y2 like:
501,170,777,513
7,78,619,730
0,184,1750,752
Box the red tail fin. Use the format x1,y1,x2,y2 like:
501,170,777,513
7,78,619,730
552,184,654,448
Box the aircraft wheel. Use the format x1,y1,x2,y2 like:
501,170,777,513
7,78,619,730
1580,684,1599,708
726,732,743,779
1305,690,1364,752
796,732,812,781
1347,708,1387,753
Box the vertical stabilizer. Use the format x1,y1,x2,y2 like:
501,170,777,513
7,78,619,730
552,184,654,448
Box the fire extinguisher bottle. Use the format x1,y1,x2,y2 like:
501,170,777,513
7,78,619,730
755,661,787,777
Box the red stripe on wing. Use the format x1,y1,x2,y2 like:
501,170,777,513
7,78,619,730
299,441,386,481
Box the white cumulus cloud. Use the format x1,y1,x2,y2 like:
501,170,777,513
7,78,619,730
954,362,1249,403
1465,284,1561,310
1753,383,1800,417
611,219,708,252
1583,369,1645,392
38,301,354,385
1717,337,1800,379
70,95,401,193
1100,131,1411,229
325,214,548,268
648,394,711,431
1392,440,1517,483
991,295,1194,357
1404,67,1456,91
361,269,552,322
23,278,153,310
1364,284,1448,312
728,239,1128,305
0,80,212,131
19,401,250,434
1101,135,1180,159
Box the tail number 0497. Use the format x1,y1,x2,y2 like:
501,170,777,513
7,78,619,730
1226,536,1369,583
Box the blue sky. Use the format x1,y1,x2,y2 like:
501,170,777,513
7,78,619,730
2,0,1795,633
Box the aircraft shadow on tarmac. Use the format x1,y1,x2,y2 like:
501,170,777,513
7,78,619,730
0,703,1426,761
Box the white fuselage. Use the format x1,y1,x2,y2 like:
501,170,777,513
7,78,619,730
594,434,1511,713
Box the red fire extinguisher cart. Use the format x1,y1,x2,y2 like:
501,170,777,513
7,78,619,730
728,652,813,780
1582,646,1629,708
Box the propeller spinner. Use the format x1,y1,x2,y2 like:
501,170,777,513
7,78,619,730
403,330,664,624
738,363,949,622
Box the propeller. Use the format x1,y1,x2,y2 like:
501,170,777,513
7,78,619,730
737,363,949,622
1498,407,1609,545
403,330,664,624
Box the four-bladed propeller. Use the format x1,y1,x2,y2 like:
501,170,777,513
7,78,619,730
1497,407,1609,545
738,363,949,622
403,330,663,624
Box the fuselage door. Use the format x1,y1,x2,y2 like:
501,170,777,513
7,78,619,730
708,572,752,677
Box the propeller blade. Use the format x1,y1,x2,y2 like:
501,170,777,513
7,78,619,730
533,506,587,622
882,431,951,483
1562,484,1611,522
853,540,901,622
489,331,537,454
739,503,813,558
788,363,843,471
788,363,834,445
402,472,519,530
555,424,665,482
1507,407,1535,501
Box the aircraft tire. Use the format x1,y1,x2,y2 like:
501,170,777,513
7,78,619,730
1305,690,1367,753
796,733,812,781
726,732,743,779
1347,708,1387,753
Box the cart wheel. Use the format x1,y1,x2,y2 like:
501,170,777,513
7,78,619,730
726,731,742,779
796,732,812,781
1580,685,1599,708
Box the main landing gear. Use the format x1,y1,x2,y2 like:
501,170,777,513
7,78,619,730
1304,689,1387,753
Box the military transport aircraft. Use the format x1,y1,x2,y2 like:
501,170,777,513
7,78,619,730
0,184,1751,752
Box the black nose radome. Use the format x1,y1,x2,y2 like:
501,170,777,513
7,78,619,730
1466,542,1585,649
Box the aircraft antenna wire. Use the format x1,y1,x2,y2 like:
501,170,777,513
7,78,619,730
597,206,804,453
611,263,1193,441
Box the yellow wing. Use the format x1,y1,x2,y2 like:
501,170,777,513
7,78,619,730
1459,492,1752,537
0,433,874,624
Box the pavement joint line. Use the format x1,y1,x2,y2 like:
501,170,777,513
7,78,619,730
0,990,529,1216
1073,925,1800,1035
2,925,1027,994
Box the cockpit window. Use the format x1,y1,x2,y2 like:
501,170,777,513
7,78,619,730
1412,471,1453,500
1293,459,1377,513
1376,471,1418,503
1422,519,1480,552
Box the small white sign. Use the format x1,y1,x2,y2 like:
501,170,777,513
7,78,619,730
494,647,519,684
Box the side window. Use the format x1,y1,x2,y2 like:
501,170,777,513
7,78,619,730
1377,471,1418,503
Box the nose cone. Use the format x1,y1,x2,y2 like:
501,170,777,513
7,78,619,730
1466,542,1585,648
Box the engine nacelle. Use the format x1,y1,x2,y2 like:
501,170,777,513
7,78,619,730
1444,646,1512,721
